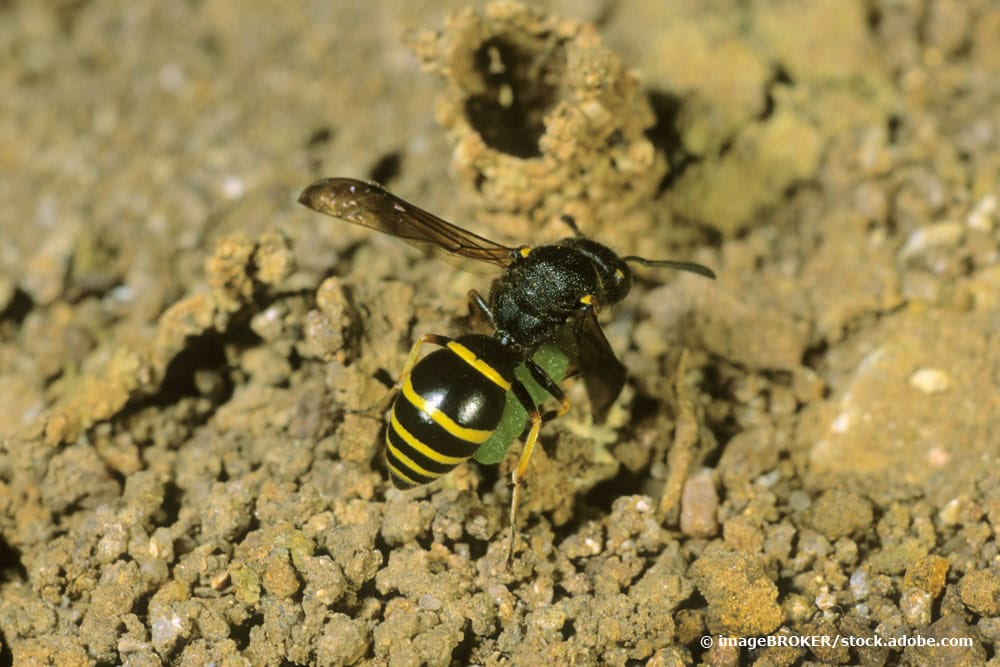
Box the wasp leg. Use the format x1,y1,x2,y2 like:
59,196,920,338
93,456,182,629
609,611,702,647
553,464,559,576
366,333,452,415
505,380,543,567
504,359,571,566
525,357,571,422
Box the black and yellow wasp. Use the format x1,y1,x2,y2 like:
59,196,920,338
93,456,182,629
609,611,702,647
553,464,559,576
298,177,714,563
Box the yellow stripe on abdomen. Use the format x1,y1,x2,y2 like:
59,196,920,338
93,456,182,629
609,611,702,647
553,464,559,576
386,437,438,480
385,457,422,487
445,341,512,391
400,376,493,444
389,407,470,466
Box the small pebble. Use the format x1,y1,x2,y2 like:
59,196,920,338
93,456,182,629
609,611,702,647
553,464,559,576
960,569,1000,616
418,594,441,611
901,587,933,627
909,368,950,394
849,570,870,601
898,221,964,259
788,490,812,512
815,590,836,610
967,193,997,232
680,469,719,538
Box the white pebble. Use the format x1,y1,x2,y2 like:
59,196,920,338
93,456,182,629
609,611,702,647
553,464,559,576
967,194,997,232
909,368,950,394
898,222,964,259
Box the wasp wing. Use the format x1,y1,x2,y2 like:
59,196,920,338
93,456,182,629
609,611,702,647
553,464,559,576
298,177,516,266
573,308,627,423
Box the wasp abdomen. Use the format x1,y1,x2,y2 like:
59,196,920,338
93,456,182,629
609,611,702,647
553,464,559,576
385,337,514,489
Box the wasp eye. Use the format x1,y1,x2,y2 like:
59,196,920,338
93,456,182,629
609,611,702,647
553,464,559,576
600,261,633,304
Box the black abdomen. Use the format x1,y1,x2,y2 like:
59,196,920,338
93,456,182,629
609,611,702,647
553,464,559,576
385,336,514,488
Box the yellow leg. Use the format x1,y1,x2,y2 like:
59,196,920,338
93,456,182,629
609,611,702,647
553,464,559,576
505,391,543,567
503,359,570,566
546,394,571,421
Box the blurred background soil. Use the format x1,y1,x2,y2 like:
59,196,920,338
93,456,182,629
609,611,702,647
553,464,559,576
1,0,999,665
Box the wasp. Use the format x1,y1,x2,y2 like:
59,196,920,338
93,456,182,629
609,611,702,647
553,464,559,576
298,178,714,563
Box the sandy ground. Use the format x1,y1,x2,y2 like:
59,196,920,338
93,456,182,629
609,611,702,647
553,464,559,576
1,0,999,665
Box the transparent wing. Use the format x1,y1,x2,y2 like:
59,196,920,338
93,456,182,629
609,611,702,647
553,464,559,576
298,178,517,266
572,308,627,423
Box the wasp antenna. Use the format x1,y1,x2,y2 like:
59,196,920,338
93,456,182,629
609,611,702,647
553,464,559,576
559,214,583,238
622,256,716,279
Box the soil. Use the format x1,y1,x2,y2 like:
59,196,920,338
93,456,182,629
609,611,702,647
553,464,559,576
1,1,999,665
